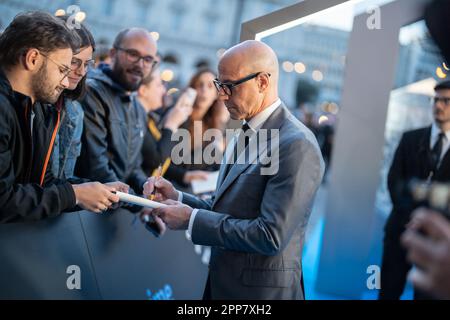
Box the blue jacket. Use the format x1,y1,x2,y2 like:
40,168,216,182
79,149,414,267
51,98,84,179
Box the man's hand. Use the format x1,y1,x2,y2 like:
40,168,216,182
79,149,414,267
72,182,120,213
144,199,193,230
105,181,130,193
143,176,178,201
401,208,450,299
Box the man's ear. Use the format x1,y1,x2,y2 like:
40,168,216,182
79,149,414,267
23,48,41,71
258,73,270,93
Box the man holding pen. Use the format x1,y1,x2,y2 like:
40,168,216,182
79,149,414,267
142,41,324,300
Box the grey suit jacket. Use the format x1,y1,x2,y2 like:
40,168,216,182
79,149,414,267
182,104,324,300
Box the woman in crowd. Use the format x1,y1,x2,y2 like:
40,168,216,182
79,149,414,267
137,68,205,186
179,68,230,173
50,16,95,179
138,67,229,190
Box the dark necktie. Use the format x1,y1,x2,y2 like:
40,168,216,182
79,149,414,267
431,132,446,174
233,123,252,162
222,123,252,180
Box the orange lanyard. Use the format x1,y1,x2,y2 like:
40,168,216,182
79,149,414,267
40,106,61,186
148,117,162,141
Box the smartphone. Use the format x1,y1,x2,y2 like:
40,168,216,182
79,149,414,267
143,215,163,238
180,87,197,108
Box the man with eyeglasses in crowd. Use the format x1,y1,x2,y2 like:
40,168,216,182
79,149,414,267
380,80,450,300
0,11,123,223
75,28,165,232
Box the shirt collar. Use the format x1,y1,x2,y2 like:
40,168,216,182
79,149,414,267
431,122,450,143
244,98,281,132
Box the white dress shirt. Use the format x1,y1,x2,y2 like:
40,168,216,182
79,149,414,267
430,123,450,167
184,99,282,241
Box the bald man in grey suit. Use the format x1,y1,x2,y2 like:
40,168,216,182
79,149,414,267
143,40,324,300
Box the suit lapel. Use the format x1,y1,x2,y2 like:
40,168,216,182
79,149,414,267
438,149,450,175
212,105,286,207
437,129,450,177
417,126,432,174
215,135,237,191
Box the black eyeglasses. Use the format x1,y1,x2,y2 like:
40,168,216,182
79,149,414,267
71,57,95,72
40,52,72,80
433,96,450,106
115,47,158,68
213,72,271,96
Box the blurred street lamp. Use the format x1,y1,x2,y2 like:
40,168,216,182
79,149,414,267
295,62,306,74
75,11,86,23
167,88,179,95
55,9,65,16
150,32,160,41
161,70,175,82
312,70,324,82
436,66,447,79
282,61,294,73
318,115,329,125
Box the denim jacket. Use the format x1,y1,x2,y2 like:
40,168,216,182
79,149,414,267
51,98,84,179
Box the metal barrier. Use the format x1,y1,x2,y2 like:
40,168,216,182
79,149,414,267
0,208,208,300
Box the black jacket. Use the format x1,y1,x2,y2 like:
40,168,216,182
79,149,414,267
75,66,148,194
0,70,76,223
138,104,186,186
380,127,450,299
139,105,173,172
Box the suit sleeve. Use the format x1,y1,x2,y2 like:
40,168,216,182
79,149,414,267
181,192,213,210
380,134,412,299
191,138,324,255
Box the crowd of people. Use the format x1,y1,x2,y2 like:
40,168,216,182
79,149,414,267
1,0,450,300
0,10,326,300
0,11,230,223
